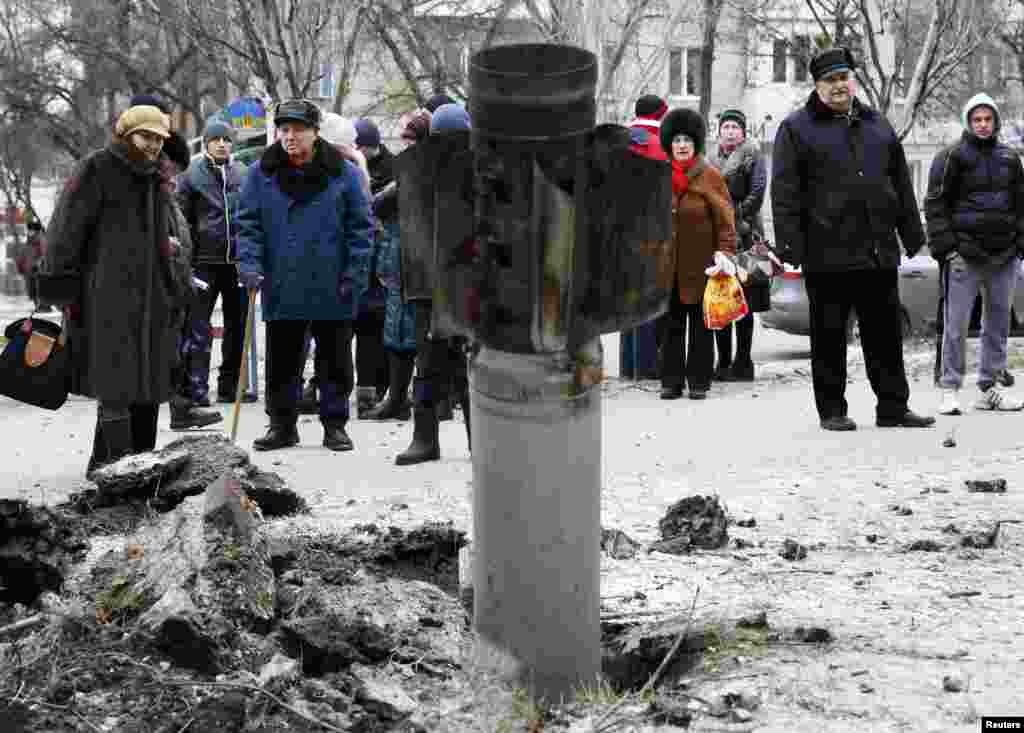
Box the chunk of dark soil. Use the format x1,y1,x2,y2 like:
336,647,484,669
778,539,808,561
964,478,1007,493
280,615,395,676
792,626,833,643
651,495,729,554
601,527,641,559
241,469,308,517
906,539,945,552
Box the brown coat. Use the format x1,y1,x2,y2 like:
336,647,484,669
671,157,737,304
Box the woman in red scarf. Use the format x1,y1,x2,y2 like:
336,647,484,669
657,108,737,400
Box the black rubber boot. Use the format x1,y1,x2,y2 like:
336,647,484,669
322,419,354,452
169,397,223,431
364,352,414,421
395,406,440,465
86,415,134,479
253,416,300,452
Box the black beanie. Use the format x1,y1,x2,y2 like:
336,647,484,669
660,108,707,157
635,94,668,119
718,109,746,132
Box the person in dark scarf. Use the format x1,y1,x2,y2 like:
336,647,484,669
236,99,373,452
42,104,195,476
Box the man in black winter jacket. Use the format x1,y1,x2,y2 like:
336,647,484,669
771,47,934,431
926,93,1024,415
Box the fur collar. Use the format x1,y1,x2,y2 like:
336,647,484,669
259,139,345,178
260,139,346,202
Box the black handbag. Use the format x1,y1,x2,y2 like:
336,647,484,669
0,316,71,410
735,238,783,288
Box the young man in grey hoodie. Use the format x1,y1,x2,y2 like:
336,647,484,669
926,93,1024,415
176,118,250,421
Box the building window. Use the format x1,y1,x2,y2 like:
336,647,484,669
669,47,683,96
686,47,702,96
772,39,787,82
792,36,811,82
318,63,336,100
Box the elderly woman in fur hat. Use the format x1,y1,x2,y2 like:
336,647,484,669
707,109,768,382
42,103,195,476
657,107,737,400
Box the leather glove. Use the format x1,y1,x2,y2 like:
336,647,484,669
704,251,738,278
238,271,264,290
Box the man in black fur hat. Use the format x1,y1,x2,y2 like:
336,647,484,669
771,47,934,432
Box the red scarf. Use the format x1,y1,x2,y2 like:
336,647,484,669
671,157,697,196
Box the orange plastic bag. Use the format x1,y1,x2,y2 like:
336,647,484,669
703,272,749,330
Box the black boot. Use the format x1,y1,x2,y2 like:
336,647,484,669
131,403,161,452
86,415,134,479
253,415,300,452
322,418,353,452
730,314,755,381
365,352,413,421
169,397,223,431
395,406,440,465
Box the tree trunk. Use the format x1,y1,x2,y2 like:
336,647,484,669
698,0,724,124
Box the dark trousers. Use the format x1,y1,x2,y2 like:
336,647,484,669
266,320,353,421
412,303,467,407
659,293,714,391
354,307,388,391
192,265,247,397
804,268,909,421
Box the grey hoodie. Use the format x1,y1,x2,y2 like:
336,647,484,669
962,92,1000,137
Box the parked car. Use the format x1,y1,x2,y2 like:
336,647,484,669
762,255,1024,338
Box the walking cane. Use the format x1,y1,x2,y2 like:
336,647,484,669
231,288,258,443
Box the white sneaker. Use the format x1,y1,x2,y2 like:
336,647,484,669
974,386,1024,412
938,388,961,416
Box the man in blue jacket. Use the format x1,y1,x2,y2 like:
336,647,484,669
176,118,251,415
771,47,933,431
236,99,372,451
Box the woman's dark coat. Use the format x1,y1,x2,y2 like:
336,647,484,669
709,140,770,311
43,142,193,405
771,92,924,272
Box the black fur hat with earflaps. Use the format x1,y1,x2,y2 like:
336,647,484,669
660,107,707,158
